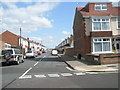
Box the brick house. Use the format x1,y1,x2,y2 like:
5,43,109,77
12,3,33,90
73,2,120,64
0,30,19,48
0,31,44,55
56,34,74,55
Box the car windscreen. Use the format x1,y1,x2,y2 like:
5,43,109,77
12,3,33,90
2,50,13,55
27,51,32,53
14,50,22,54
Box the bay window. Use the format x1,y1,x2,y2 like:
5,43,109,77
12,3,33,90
92,19,110,31
93,38,112,53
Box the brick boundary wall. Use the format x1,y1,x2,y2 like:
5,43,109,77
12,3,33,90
85,53,120,65
99,54,120,64
64,48,75,56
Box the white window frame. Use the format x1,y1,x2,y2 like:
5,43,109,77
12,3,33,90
95,4,107,11
116,18,120,29
92,37,112,54
92,18,111,31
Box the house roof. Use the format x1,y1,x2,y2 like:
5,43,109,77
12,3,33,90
76,2,120,17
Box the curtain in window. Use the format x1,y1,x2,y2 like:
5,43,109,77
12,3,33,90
93,22,101,30
103,42,110,51
102,22,109,30
94,43,102,52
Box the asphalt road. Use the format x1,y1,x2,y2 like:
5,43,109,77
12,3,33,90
1,52,119,89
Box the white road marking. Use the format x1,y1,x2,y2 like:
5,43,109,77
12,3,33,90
39,56,46,61
19,67,32,79
74,72,86,75
86,72,99,74
48,74,60,77
19,75,32,79
19,55,46,79
34,62,39,66
34,75,46,78
61,73,73,77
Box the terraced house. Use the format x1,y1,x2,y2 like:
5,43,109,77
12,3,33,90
73,2,120,64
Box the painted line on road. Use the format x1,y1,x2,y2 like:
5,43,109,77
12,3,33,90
34,62,39,66
48,74,60,77
61,73,73,77
34,75,46,78
19,55,46,79
40,56,46,61
19,75,32,79
19,67,32,79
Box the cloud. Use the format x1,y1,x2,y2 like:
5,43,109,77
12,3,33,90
109,0,119,2
29,35,55,47
61,31,70,35
1,2,58,34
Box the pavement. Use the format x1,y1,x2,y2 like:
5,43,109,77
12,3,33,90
58,54,119,73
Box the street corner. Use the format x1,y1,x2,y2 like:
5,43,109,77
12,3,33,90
73,65,119,74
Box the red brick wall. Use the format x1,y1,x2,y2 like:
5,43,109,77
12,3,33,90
1,31,19,47
73,9,91,57
90,31,112,37
65,48,75,56
99,54,120,64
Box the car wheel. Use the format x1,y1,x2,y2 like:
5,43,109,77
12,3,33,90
16,57,20,65
16,60,20,65
21,60,24,63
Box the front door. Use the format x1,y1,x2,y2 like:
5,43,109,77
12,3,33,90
116,42,120,53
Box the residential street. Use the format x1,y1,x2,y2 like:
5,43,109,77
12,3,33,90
1,52,119,89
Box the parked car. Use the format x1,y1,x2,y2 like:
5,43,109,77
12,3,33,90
1,48,24,65
26,50,38,58
51,49,58,56
42,50,46,53
37,51,42,55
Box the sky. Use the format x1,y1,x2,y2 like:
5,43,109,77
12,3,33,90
0,0,119,48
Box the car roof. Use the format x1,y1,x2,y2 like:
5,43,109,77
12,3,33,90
2,48,20,50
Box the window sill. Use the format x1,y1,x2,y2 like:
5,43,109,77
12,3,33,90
92,51,113,54
92,30,111,32
117,28,120,30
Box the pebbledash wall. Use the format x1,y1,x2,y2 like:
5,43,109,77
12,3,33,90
73,2,120,64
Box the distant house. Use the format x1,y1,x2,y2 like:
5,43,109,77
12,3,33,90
0,30,45,54
56,34,74,55
73,2,120,64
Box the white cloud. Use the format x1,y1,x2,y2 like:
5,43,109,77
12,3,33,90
29,35,55,47
61,31,70,35
1,2,58,34
109,0,119,2
30,37,42,42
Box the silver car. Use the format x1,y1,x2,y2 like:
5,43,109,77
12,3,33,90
1,48,24,65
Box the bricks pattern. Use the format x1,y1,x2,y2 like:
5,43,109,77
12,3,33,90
0,31,19,47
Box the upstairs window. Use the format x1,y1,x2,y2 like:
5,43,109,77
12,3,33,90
95,4,107,11
92,19,110,31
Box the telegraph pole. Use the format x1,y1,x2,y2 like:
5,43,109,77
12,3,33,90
20,28,22,52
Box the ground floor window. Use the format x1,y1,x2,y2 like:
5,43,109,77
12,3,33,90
93,38,112,53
